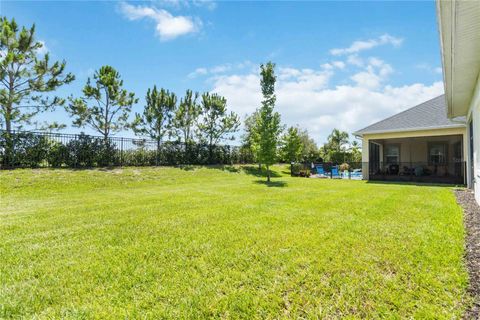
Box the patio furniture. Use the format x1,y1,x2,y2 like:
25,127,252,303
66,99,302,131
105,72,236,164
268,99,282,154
331,166,341,178
388,164,399,175
402,166,415,175
316,165,325,176
414,166,424,176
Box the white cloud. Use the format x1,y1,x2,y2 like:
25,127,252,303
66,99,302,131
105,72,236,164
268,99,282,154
332,61,346,69
416,63,443,75
119,2,201,41
350,58,393,89
347,54,363,67
350,71,382,89
188,67,208,78
36,40,49,55
330,33,403,56
321,61,346,71
187,61,254,78
191,0,217,10
155,0,216,10
209,65,443,145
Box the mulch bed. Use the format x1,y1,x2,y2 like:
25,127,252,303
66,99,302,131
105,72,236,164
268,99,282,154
455,189,480,319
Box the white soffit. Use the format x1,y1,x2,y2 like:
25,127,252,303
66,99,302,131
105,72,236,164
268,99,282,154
437,0,480,118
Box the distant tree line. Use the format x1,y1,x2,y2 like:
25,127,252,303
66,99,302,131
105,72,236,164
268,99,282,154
0,17,361,178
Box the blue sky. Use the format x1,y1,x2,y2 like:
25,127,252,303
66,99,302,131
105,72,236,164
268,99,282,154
2,0,444,144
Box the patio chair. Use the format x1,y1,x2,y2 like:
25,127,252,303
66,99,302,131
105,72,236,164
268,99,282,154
414,166,424,176
331,166,341,178
316,165,325,176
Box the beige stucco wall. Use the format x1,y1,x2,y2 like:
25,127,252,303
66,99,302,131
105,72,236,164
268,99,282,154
360,127,467,180
387,136,462,163
468,73,480,203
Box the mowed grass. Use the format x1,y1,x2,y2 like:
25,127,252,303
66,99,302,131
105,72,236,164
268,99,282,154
0,166,471,318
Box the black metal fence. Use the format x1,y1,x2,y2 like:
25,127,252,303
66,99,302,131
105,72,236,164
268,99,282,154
293,161,466,184
0,130,254,169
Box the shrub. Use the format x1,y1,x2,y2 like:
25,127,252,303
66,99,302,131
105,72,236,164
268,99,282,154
339,163,350,171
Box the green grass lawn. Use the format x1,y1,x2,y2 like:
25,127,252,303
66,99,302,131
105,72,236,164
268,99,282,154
0,166,471,318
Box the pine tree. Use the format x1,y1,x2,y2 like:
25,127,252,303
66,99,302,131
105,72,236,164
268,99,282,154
198,92,240,163
131,86,176,153
66,66,137,141
0,17,74,166
172,90,201,161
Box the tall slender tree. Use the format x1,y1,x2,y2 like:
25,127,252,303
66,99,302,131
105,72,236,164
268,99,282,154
198,92,240,162
66,66,137,141
257,62,282,182
131,86,176,152
0,17,74,165
172,90,201,160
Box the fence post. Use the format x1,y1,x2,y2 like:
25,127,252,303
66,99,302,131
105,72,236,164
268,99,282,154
121,137,124,166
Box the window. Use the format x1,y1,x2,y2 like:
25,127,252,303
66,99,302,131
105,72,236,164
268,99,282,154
428,143,447,164
385,145,400,164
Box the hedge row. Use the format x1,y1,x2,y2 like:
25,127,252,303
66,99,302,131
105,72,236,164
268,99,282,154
0,132,255,168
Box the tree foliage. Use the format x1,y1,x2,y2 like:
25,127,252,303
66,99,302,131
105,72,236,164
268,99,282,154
172,90,201,156
0,17,74,132
66,66,137,140
131,86,176,150
298,129,319,162
241,110,261,163
257,61,282,181
321,128,361,163
280,126,303,163
198,92,240,162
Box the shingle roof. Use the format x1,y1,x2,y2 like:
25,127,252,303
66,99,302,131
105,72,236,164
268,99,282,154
353,95,465,136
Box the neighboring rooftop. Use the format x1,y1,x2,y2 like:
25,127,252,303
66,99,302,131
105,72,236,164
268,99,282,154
353,94,465,137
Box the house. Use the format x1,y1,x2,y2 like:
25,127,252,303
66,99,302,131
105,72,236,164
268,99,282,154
437,0,480,204
354,95,467,185
354,0,480,205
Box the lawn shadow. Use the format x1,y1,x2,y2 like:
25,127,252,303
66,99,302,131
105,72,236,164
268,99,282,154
242,165,282,178
254,179,288,188
204,165,241,173
178,165,196,171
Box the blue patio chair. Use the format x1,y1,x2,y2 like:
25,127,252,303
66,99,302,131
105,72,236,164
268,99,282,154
331,166,341,178
316,165,325,175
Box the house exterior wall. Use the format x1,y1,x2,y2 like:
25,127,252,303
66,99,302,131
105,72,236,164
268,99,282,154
381,136,462,163
468,74,480,203
360,127,467,180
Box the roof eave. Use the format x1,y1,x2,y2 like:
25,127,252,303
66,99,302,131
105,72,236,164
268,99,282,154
437,0,480,118
354,123,466,138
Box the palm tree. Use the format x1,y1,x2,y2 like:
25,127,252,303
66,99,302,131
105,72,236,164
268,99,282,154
327,129,349,152
351,140,360,152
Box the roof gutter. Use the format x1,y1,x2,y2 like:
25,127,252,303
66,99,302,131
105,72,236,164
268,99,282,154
353,123,466,138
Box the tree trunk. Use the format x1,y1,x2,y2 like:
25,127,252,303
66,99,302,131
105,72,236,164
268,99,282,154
4,81,14,168
209,143,213,165
156,138,161,166
5,116,11,134
266,164,270,182
3,119,13,168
